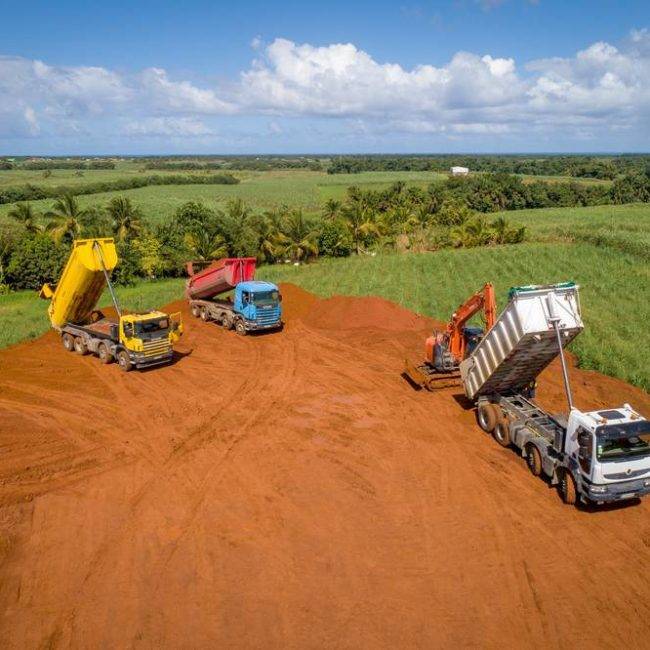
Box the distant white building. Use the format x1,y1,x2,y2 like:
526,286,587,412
451,166,469,176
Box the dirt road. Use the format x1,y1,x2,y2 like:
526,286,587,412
1,284,649,648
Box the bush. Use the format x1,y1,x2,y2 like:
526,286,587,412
111,240,140,286
318,220,353,257
6,234,68,290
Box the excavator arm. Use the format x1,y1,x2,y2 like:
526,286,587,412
445,283,496,361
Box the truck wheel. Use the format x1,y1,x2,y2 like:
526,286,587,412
559,469,577,505
235,319,247,336
477,404,498,433
117,350,133,372
493,414,512,447
200,307,210,322
191,304,201,318
62,333,75,352
221,315,232,330
525,443,542,477
98,343,113,364
73,336,88,355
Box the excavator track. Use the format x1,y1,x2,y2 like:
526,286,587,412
403,358,461,391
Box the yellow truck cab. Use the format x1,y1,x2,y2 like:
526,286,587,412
40,238,182,372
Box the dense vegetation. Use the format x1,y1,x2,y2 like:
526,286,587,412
0,173,239,205
0,158,116,170
328,154,650,179
432,172,650,211
0,179,526,292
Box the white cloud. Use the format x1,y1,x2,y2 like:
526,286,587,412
139,67,235,114
23,107,39,135
123,117,214,137
0,28,648,148
237,39,522,116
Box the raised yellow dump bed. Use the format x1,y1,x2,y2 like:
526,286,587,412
40,238,118,329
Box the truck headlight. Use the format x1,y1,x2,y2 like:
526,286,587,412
644,479,650,487
590,485,608,494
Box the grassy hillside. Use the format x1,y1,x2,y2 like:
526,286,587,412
507,203,650,259
263,243,649,391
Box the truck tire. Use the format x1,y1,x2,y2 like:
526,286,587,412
117,350,133,373
559,469,577,505
477,403,498,433
493,414,512,447
62,333,75,352
221,315,232,330
191,304,201,318
235,319,247,336
73,336,88,355
200,307,210,322
525,443,542,477
98,343,113,364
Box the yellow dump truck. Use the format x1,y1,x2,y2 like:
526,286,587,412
40,238,182,372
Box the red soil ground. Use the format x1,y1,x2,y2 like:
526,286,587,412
1,283,649,648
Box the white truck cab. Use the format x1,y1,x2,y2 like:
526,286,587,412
565,405,650,502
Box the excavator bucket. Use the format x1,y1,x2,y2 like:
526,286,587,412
403,358,461,391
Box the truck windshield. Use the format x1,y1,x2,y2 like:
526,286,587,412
596,421,650,461
252,290,279,306
136,318,169,335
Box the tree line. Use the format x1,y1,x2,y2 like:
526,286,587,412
0,173,239,205
143,157,323,172
0,159,116,170
327,155,650,180
0,180,526,292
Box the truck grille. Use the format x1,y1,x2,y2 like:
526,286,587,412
143,338,171,357
255,307,281,326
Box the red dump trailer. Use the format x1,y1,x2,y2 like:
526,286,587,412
185,257,257,300
185,257,283,335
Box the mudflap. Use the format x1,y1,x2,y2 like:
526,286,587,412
403,358,461,391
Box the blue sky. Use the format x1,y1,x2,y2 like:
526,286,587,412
0,0,648,154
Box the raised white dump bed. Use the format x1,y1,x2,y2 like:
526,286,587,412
460,283,584,400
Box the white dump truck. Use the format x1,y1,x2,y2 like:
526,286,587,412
460,282,650,506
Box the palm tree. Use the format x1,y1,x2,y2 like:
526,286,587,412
107,196,143,241
184,227,229,260
45,194,88,243
276,210,319,262
251,210,283,263
322,199,342,220
341,202,380,254
225,197,251,223
451,217,493,248
7,203,43,233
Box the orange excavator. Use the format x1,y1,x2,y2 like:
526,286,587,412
404,283,497,390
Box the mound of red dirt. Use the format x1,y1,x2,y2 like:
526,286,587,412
302,294,433,331
0,284,648,648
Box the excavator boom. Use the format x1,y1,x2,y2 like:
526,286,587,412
446,283,496,361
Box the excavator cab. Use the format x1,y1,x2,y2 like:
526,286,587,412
463,326,484,356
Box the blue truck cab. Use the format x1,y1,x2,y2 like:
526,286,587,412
233,281,283,332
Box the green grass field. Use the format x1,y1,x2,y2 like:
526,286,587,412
0,169,447,223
